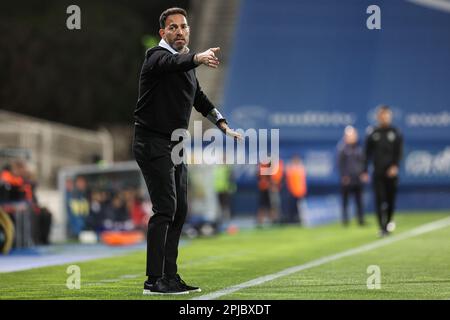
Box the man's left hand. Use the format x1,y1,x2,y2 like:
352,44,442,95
218,121,243,141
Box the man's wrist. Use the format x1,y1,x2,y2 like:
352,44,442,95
206,108,225,126
217,119,228,132
193,53,200,65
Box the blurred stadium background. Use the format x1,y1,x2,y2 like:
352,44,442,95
0,0,449,299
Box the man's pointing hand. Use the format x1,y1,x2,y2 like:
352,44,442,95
194,47,220,68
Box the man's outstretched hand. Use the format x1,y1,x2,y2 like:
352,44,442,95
194,47,220,68
218,120,243,141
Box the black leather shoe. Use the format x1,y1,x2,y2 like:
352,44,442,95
143,277,190,295
166,274,201,293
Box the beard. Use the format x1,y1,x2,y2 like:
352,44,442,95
169,38,189,53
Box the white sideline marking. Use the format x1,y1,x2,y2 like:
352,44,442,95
193,217,450,300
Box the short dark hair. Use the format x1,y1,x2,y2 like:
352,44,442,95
159,7,187,29
377,104,391,113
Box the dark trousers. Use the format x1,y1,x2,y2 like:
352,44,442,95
133,126,187,278
341,184,364,225
32,208,52,245
286,194,302,224
373,175,398,232
218,192,231,222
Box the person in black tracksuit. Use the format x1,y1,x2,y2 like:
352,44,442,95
133,8,241,295
363,105,403,237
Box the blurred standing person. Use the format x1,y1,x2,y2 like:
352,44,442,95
362,105,403,237
269,159,283,224
256,160,283,227
337,126,365,226
256,162,272,227
133,8,242,295
285,155,307,224
213,163,236,224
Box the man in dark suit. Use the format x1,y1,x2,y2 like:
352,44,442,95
133,7,241,295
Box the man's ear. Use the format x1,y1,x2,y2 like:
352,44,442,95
159,28,165,39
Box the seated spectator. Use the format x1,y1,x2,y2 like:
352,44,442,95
0,161,26,202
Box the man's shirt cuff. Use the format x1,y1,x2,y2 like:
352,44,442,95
206,108,226,126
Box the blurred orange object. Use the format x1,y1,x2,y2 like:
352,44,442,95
226,224,239,235
101,231,144,246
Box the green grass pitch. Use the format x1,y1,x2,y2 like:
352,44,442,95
1,211,449,300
